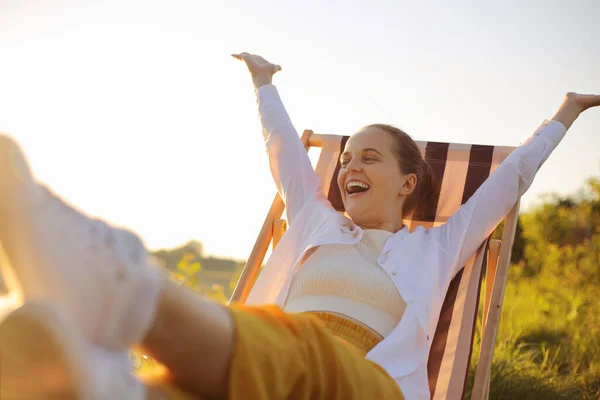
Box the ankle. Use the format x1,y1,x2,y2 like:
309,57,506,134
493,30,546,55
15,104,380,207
102,264,166,351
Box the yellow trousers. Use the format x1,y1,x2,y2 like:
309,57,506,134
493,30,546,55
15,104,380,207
141,305,404,400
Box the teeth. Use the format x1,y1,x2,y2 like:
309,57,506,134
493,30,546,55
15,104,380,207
346,181,370,192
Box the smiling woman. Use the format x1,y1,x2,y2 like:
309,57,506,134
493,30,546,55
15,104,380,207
0,52,599,400
338,124,439,231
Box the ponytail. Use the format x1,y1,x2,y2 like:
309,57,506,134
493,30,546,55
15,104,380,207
406,158,439,220
365,124,440,220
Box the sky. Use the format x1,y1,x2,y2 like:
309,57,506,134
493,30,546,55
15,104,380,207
0,0,599,260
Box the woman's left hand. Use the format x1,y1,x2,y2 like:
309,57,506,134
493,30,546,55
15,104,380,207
232,52,282,89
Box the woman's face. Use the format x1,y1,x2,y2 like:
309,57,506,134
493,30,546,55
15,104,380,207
336,126,415,231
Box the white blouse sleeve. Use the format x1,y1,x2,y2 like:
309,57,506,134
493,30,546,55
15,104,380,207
257,84,330,225
432,120,567,278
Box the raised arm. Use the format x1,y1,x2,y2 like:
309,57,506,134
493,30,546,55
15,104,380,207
233,53,329,224
434,93,600,278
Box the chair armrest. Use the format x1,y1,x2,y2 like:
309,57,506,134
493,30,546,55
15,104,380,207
482,239,501,334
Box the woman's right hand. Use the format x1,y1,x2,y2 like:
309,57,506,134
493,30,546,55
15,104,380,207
232,52,282,89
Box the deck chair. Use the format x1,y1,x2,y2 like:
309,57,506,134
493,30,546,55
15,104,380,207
230,129,520,400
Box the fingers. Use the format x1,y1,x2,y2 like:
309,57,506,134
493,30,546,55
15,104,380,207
232,52,282,82
583,94,600,109
231,52,282,71
565,93,600,111
231,52,251,61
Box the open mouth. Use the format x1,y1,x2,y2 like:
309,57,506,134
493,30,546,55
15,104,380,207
345,180,371,198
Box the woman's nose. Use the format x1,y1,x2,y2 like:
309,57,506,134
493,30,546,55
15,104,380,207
346,158,362,172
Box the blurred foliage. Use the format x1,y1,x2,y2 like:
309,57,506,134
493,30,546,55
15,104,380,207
466,176,600,399
131,241,243,371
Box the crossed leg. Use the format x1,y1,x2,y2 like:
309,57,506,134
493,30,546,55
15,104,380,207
0,134,404,400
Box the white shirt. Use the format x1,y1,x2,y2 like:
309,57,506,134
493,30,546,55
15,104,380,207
245,84,567,399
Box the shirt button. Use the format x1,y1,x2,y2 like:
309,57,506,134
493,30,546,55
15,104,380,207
391,271,398,276
427,335,430,340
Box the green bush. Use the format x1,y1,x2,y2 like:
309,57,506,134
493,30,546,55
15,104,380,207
466,177,600,399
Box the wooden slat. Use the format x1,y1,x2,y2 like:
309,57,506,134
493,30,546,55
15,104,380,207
479,239,501,400
471,200,520,399
482,239,501,337
229,193,284,304
229,130,313,304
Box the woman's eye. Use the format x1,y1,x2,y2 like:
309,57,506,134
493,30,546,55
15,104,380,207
341,159,349,166
364,157,376,162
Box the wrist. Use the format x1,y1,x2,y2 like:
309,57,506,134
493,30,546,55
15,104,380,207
252,74,272,89
551,98,582,130
562,98,585,115
562,93,590,114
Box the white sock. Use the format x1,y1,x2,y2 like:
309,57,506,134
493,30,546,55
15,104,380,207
88,346,147,400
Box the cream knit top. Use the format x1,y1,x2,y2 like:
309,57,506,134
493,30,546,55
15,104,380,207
284,229,407,337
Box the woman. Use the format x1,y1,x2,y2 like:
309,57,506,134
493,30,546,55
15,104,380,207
0,53,598,400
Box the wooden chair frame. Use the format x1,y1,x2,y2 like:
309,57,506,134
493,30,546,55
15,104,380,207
230,129,520,400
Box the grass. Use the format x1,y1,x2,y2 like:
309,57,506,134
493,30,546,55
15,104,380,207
465,265,600,399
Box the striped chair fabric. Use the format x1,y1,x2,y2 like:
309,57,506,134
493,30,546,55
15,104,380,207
310,133,515,399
